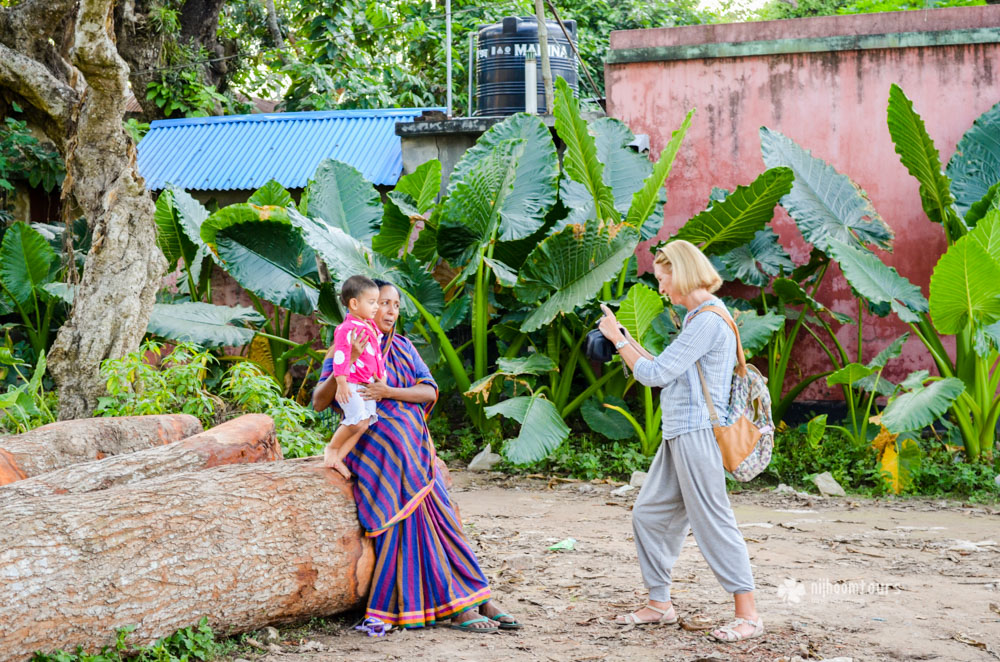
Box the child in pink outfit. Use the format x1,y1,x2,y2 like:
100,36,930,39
322,275,386,480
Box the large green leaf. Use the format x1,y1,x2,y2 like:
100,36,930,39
618,282,664,343
516,221,640,333
946,99,1000,218
247,180,294,208
968,209,1000,263
773,278,854,324
824,238,928,323
760,127,893,252
304,158,382,240
553,77,617,223
485,394,570,464
0,222,57,306
154,190,196,270
965,182,1000,228
215,221,319,316
147,302,264,347
881,377,965,433
397,159,442,213
200,204,292,247
732,308,784,358
594,118,653,216
928,231,1000,335
627,109,694,230
286,208,401,285
886,84,963,239
826,362,874,387
673,167,794,255
869,332,909,369
582,395,636,441
719,228,794,287
446,113,557,239
437,139,525,274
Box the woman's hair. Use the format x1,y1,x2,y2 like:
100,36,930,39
373,279,400,296
653,240,723,295
339,274,379,307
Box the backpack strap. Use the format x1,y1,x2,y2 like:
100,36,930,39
695,363,722,427
689,305,746,377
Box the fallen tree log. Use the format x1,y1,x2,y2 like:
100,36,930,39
0,414,203,485
0,414,280,503
0,457,373,660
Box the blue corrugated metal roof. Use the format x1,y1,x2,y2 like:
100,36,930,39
137,108,443,190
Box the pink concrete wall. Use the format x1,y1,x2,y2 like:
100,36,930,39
606,6,1000,399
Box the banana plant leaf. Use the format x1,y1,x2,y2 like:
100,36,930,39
618,282,664,343
247,180,294,208
303,158,382,241
373,160,442,258
516,221,640,333
147,302,264,347
718,228,794,287
0,222,57,306
760,127,893,252
582,394,636,441
215,221,320,316
823,238,928,323
673,167,794,255
485,394,570,464
437,138,526,276
881,376,965,434
445,113,558,240
627,109,695,234
946,99,1000,218
928,228,1000,335
886,84,963,239
553,77,617,223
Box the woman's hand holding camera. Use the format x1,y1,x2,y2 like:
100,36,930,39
598,304,628,346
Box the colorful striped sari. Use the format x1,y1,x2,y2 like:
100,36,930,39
320,330,491,627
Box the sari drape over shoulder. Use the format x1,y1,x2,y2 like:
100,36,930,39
320,331,490,627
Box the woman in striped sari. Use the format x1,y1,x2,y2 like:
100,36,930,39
313,281,520,633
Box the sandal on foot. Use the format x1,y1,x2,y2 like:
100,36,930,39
486,612,522,630
615,604,678,626
710,616,764,642
450,616,498,634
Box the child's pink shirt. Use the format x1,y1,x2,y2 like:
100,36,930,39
330,314,386,384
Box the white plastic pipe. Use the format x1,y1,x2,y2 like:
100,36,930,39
525,52,538,115
445,0,452,117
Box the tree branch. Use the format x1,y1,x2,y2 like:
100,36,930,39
0,43,78,140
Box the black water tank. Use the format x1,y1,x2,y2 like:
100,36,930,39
475,16,578,116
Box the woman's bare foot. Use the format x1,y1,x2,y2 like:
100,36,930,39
479,600,521,628
451,609,497,631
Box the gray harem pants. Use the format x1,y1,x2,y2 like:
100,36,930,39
632,427,755,603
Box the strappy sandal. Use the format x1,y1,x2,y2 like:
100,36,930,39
449,616,498,634
615,604,678,626
710,616,764,642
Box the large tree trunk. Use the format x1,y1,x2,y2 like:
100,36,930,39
0,414,202,485
0,458,373,661
0,414,278,502
46,0,168,419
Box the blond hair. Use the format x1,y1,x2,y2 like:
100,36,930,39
653,240,723,295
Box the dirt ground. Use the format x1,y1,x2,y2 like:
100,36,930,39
242,472,1000,662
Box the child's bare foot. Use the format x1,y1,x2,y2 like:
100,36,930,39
330,457,352,480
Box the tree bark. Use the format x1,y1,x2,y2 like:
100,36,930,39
46,0,169,419
0,414,278,502
0,414,202,485
0,458,374,661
